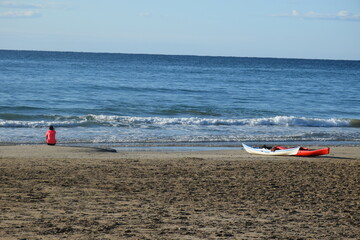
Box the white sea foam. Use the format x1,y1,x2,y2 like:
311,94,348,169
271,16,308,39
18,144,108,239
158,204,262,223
1,117,358,145
82,115,353,128
0,115,353,128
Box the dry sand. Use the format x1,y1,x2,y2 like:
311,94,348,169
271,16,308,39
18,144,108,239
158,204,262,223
0,145,359,240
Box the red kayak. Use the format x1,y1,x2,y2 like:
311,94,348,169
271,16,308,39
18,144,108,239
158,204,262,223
296,147,330,156
273,146,330,156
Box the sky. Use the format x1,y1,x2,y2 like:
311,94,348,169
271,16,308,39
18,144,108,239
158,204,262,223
1,0,360,60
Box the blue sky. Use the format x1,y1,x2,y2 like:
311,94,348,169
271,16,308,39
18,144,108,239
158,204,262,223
1,0,359,60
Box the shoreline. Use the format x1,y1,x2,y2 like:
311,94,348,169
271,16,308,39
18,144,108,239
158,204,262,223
0,145,359,239
1,144,359,160
1,140,360,152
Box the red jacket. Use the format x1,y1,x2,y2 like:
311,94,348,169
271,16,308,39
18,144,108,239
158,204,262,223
46,130,57,144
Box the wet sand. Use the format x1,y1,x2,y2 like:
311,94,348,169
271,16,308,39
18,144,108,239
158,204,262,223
0,145,359,239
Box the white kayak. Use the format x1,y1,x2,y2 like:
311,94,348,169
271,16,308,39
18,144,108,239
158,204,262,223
242,143,300,156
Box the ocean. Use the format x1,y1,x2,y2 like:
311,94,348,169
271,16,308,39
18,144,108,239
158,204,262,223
1,50,359,149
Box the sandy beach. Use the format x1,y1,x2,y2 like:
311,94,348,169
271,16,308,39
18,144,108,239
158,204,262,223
0,145,359,240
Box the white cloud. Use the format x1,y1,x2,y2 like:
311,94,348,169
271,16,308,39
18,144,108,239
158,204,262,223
337,10,349,17
0,10,40,18
291,10,300,17
139,12,152,17
0,1,67,9
0,1,68,18
0,1,41,8
273,10,360,21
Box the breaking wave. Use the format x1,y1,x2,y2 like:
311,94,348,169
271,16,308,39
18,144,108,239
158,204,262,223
0,115,356,128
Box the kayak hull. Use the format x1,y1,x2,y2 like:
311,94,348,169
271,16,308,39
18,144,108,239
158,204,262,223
296,147,330,156
261,145,330,156
242,143,300,156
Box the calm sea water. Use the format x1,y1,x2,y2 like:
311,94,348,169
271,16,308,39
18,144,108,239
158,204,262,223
0,50,359,148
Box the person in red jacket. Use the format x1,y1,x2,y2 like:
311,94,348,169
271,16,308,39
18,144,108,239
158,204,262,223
46,125,57,145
